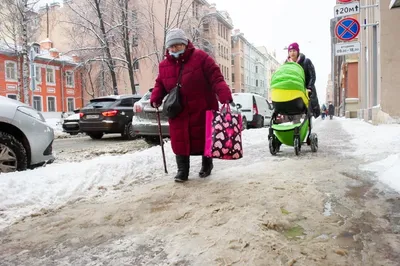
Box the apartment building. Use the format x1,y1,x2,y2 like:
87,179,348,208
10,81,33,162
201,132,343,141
203,4,233,87
357,0,400,123
0,40,83,112
33,0,233,98
325,74,334,103
231,29,280,98
256,46,280,101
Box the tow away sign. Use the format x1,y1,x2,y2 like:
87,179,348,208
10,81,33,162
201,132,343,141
334,2,360,18
335,41,361,56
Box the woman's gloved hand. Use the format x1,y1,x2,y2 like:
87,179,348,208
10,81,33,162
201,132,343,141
151,102,161,108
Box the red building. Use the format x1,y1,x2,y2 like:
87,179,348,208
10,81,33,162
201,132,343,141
0,38,83,112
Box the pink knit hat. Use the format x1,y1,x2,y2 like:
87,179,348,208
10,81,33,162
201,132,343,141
288,42,299,53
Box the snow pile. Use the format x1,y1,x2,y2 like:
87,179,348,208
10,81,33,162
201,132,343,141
341,118,400,192
45,118,69,138
0,127,273,230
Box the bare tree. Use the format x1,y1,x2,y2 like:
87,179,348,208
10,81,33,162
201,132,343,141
0,0,41,104
139,0,195,64
180,5,215,57
63,0,119,94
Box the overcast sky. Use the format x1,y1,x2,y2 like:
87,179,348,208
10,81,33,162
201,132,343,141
212,0,337,103
38,0,337,103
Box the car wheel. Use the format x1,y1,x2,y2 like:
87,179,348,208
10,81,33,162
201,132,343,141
122,122,136,140
0,131,28,173
88,132,104,140
258,117,264,128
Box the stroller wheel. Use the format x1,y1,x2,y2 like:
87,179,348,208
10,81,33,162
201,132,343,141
310,133,318,152
269,136,279,155
294,136,300,156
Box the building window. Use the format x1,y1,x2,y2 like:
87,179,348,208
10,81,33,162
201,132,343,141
67,98,75,112
47,96,56,112
35,66,41,83
46,67,55,84
203,22,209,32
33,96,42,111
133,59,139,70
232,73,235,82
255,66,258,73
65,71,75,87
7,94,17,100
5,61,17,81
256,80,258,87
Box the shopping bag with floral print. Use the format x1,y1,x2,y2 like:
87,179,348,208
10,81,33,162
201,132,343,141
204,103,243,160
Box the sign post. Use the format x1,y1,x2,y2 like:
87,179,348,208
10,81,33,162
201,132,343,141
334,2,360,18
335,41,361,56
335,17,360,42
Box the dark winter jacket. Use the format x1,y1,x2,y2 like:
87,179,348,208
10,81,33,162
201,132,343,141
286,53,320,117
150,41,233,156
328,104,335,115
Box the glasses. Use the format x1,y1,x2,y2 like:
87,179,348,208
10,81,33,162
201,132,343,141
168,44,184,50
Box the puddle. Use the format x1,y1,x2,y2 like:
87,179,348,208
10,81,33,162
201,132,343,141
345,182,374,200
334,230,363,250
323,201,332,216
284,225,305,240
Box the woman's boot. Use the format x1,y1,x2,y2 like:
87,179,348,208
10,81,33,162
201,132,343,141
174,155,190,182
199,156,213,178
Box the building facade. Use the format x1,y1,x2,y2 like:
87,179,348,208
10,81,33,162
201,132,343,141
33,0,233,98
231,29,280,99
256,46,280,101
357,0,400,123
203,4,233,87
0,40,83,112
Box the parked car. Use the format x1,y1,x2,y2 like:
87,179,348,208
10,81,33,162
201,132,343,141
62,112,81,135
132,88,243,144
79,94,142,140
232,93,273,128
0,96,55,173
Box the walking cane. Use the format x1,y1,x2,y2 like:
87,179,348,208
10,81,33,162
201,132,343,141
156,107,168,174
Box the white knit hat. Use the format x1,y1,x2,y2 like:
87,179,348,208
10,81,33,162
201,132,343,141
165,28,189,48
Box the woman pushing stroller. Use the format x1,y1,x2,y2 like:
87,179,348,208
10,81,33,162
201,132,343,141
268,42,319,155
285,42,320,120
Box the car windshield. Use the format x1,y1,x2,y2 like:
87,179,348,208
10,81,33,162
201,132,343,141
85,98,116,108
140,90,152,101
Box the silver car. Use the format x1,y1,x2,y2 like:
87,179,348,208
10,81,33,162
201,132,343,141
0,96,55,173
132,88,242,144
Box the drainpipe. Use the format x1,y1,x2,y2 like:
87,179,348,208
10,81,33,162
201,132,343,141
61,60,65,112
80,72,84,108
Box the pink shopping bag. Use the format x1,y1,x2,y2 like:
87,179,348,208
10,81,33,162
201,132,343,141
204,103,243,160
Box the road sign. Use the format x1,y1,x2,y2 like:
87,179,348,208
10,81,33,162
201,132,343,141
334,2,360,18
335,41,361,56
335,17,360,41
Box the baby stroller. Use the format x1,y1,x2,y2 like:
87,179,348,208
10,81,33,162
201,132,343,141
268,62,318,156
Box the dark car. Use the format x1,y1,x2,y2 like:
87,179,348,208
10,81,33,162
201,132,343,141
79,94,142,140
62,109,81,135
132,88,242,144
62,113,80,135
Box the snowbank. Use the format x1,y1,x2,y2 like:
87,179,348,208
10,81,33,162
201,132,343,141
45,118,69,138
341,118,400,192
0,127,271,230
